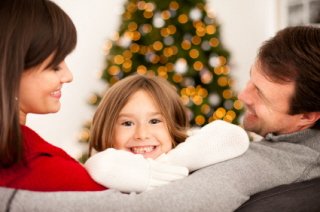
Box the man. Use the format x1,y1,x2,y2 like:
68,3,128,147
1,26,320,212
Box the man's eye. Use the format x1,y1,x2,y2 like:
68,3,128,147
150,119,161,124
121,121,133,126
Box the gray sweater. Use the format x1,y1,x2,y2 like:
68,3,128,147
1,128,320,212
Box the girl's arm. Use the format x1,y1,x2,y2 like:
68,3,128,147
161,120,249,172
84,148,188,193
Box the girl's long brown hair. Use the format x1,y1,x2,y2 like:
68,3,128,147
89,74,189,155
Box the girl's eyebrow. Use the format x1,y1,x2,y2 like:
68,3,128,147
118,112,163,117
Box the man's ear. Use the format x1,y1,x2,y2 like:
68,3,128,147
299,112,320,127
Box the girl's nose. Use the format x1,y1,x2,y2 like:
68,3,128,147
134,124,149,140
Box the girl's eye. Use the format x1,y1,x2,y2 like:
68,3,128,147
150,119,161,124
121,121,133,127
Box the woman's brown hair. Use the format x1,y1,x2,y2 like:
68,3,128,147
89,74,189,154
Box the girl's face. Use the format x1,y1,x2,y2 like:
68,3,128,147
19,54,73,124
113,90,173,159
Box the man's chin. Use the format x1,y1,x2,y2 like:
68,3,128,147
243,116,259,132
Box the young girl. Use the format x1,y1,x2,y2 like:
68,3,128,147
85,74,249,193
0,0,104,191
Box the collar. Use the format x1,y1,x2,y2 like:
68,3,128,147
264,128,320,152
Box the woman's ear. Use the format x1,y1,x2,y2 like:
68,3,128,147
299,112,320,127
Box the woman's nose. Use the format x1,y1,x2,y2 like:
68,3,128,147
60,61,73,83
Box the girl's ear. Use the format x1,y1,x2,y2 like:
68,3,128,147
299,112,320,128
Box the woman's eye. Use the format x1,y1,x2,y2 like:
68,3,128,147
150,119,161,124
121,121,133,127
52,66,61,72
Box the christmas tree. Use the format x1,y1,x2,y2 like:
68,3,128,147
79,0,243,145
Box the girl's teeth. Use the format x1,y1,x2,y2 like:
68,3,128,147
131,146,155,154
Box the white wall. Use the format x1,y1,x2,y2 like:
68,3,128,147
208,0,279,91
27,0,280,158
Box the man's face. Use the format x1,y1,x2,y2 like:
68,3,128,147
238,60,303,136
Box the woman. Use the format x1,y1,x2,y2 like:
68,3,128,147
0,0,104,191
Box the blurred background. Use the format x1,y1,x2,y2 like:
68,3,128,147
26,0,320,159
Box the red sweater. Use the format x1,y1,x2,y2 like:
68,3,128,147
0,125,106,191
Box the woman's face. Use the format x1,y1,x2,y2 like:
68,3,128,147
113,90,174,159
19,54,73,124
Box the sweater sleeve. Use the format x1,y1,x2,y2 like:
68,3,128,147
11,154,106,191
0,152,258,212
84,148,188,193
160,120,250,171
1,125,106,191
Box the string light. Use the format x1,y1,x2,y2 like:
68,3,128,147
189,49,200,59
114,55,124,65
180,94,189,105
127,2,137,13
168,25,177,34
201,104,211,114
128,22,138,31
140,24,152,34
217,76,228,86
191,36,202,45
214,107,226,119
122,60,132,70
169,1,179,10
87,94,98,105
160,28,170,37
209,37,219,47
161,10,171,20
233,100,243,110
137,65,147,75
173,73,183,83
153,41,163,51
222,89,233,99
193,61,203,70
178,14,188,24
201,70,213,84
195,115,205,125
181,40,192,50
108,65,120,75
130,43,140,52
143,11,153,19
123,50,132,59
206,25,216,34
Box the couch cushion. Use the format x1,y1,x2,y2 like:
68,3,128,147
235,177,320,212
